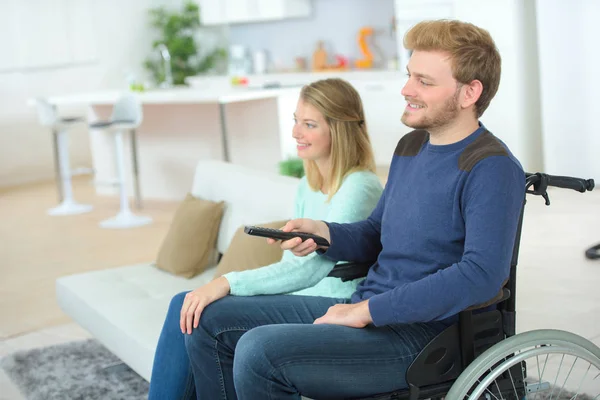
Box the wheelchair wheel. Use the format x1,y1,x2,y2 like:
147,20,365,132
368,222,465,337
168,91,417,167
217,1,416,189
446,329,600,399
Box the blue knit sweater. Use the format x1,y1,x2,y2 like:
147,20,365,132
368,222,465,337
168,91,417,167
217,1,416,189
323,126,525,326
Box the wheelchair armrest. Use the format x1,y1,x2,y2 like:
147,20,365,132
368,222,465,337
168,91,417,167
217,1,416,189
326,261,372,282
465,288,511,312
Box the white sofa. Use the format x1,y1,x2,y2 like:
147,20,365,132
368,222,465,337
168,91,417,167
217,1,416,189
56,160,299,381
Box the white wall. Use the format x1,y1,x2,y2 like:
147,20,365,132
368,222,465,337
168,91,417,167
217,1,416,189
535,0,600,179
0,0,178,188
453,0,544,173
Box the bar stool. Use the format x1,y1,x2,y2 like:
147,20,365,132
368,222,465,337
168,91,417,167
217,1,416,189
91,93,152,229
35,99,93,216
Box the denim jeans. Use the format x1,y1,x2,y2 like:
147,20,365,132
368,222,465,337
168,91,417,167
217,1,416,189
148,291,195,400
184,295,447,400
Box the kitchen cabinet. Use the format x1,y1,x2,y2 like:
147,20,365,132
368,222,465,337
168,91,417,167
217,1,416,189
198,0,311,25
198,1,227,25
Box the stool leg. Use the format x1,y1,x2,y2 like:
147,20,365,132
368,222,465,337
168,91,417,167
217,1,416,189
116,130,130,214
99,130,152,229
51,129,64,203
130,129,142,209
47,129,93,216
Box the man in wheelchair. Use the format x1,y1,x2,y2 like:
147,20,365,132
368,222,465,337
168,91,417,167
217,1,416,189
182,19,562,399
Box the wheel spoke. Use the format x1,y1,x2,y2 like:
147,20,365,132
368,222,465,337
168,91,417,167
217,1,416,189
548,353,566,399
555,356,577,400
570,362,591,400
533,353,543,400
507,360,518,399
483,386,502,400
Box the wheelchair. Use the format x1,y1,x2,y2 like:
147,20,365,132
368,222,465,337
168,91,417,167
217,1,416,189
332,172,599,400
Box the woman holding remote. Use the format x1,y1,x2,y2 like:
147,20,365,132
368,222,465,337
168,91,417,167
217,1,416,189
148,78,383,400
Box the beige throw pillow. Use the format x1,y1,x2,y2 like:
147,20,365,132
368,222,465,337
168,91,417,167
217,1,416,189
213,220,289,279
156,193,225,278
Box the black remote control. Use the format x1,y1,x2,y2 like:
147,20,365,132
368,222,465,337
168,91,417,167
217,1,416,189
244,226,330,247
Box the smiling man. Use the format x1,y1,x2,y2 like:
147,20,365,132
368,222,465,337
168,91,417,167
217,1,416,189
186,19,526,399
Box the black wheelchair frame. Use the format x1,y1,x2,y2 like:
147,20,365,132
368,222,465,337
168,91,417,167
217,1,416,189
326,172,594,400
585,243,600,260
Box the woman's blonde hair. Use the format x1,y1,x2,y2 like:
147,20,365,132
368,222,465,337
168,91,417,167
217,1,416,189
404,19,501,117
300,78,376,201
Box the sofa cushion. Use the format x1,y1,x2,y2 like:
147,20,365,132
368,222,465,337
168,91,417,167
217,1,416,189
155,193,224,278
213,220,288,279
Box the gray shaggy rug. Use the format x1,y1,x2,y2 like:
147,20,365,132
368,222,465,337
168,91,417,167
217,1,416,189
0,339,595,399
0,339,148,400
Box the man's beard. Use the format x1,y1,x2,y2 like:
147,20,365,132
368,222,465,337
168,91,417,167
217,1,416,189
401,87,461,130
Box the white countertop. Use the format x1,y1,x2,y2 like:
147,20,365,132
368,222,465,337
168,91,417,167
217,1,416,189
35,86,301,107
35,70,403,107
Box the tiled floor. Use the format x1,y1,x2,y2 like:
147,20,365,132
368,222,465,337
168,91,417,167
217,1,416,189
1,177,600,398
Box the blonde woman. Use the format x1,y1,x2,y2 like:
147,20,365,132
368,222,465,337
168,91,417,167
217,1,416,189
148,78,383,399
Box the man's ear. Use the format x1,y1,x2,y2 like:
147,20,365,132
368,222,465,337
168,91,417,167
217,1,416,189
461,80,483,109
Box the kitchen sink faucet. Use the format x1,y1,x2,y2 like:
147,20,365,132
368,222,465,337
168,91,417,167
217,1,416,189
157,43,173,88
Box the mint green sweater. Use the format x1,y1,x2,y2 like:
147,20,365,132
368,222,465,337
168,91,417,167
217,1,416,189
224,170,383,299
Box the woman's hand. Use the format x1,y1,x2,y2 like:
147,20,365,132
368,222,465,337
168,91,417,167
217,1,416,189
180,277,230,334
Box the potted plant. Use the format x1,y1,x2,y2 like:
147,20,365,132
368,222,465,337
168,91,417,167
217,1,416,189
279,158,305,178
144,1,226,86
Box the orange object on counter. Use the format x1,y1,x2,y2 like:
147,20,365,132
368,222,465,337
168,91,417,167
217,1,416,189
312,41,328,72
355,27,374,69
311,41,350,72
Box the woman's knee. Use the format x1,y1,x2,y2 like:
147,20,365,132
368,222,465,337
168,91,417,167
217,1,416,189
168,291,188,313
165,292,188,329
196,296,247,334
184,296,238,346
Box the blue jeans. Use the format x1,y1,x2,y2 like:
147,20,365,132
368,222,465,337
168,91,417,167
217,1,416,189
148,291,195,400
184,295,447,400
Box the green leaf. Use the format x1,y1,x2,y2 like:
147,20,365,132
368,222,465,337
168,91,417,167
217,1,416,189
279,159,305,178
143,0,226,86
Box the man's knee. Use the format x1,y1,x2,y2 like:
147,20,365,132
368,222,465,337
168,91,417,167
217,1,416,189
233,326,287,380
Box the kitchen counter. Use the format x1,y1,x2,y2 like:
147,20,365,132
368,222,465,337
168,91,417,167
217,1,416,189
36,85,301,106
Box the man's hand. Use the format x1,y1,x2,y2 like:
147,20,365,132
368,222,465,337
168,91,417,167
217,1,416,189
313,300,373,328
180,277,230,334
267,218,331,257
